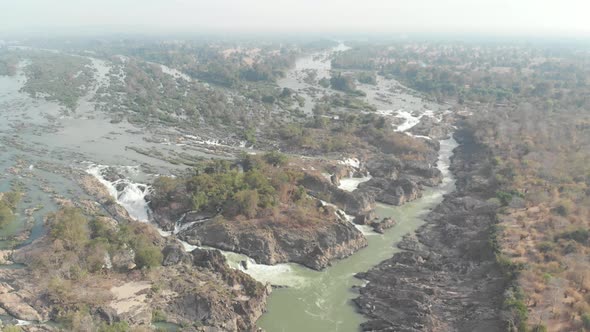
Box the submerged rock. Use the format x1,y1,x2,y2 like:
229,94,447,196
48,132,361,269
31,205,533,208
369,217,397,234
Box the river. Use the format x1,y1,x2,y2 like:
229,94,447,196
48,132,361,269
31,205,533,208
252,43,458,331
256,137,457,331
0,43,456,331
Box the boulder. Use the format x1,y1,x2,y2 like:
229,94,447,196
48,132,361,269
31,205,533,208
111,246,136,271
370,217,397,234
162,243,191,266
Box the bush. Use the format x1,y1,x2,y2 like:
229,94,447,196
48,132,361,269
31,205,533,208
504,287,528,332
134,240,163,269
553,199,574,216
330,73,357,92
0,191,20,229
496,191,513,206
49,208,90,251
0,201,15,229
536,241,555,253
263,151,288,167
152,309,167,322
555,228,589,245
357,71,377,85
582,312,590,329
233,189,260,218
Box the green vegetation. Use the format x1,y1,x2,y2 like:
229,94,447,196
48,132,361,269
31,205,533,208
356,71,377,85
23,207,164,328
275,108,429,159
154,152,307,219
19,51,94,110
152,309,168,323
38,207,163,276
504,287,528,331
0,192,20,229
333,43,590,109
330,72,366,96
49,207,90,250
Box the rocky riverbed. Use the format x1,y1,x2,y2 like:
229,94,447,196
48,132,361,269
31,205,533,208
354,127,508,331
0,41,463,331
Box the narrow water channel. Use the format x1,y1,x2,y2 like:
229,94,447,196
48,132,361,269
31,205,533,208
256,138,457,331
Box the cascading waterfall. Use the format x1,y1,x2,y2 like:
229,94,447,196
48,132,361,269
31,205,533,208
85,164,151,222
85,163,302,287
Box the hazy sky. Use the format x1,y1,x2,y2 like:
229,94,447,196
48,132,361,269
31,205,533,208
1,0,589,37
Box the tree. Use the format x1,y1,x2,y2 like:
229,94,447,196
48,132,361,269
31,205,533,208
49,208,90,251
330,73,356,92
0,201,15,229
134,239,163,269
264,151,287,167
0,191,20,229
234,189,259,218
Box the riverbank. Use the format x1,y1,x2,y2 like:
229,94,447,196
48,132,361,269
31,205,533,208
354,127,508,331
256,137,457,331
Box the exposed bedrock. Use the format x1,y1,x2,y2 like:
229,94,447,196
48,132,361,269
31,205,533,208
354,128,508,332
178,216,367,270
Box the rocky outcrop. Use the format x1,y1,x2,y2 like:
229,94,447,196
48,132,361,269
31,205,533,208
110,246,136,271
148,189,192,232
365,155,403,179
409,114,455,140
369,217,397,234
157,243,270,331
354,128,508,331
402,160,443,186
76,173,135,223
359,177,422,206
362,150,442,205
300,173,375,216
179,215,367,270
0,273,46,323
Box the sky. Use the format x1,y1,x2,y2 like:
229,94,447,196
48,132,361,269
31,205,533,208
1,0,589,37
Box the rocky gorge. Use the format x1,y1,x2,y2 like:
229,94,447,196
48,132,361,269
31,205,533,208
354,127,509,331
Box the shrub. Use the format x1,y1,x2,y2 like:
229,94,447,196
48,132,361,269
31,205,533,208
582,312,590,329
496,191,514,206
555,228,589,245
504,287,528,331
134,239,163,269
537,241,555,253
233,189,260,218
152,309,167,322
49,208,90,251
553,199,574,216
263,151,288,167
